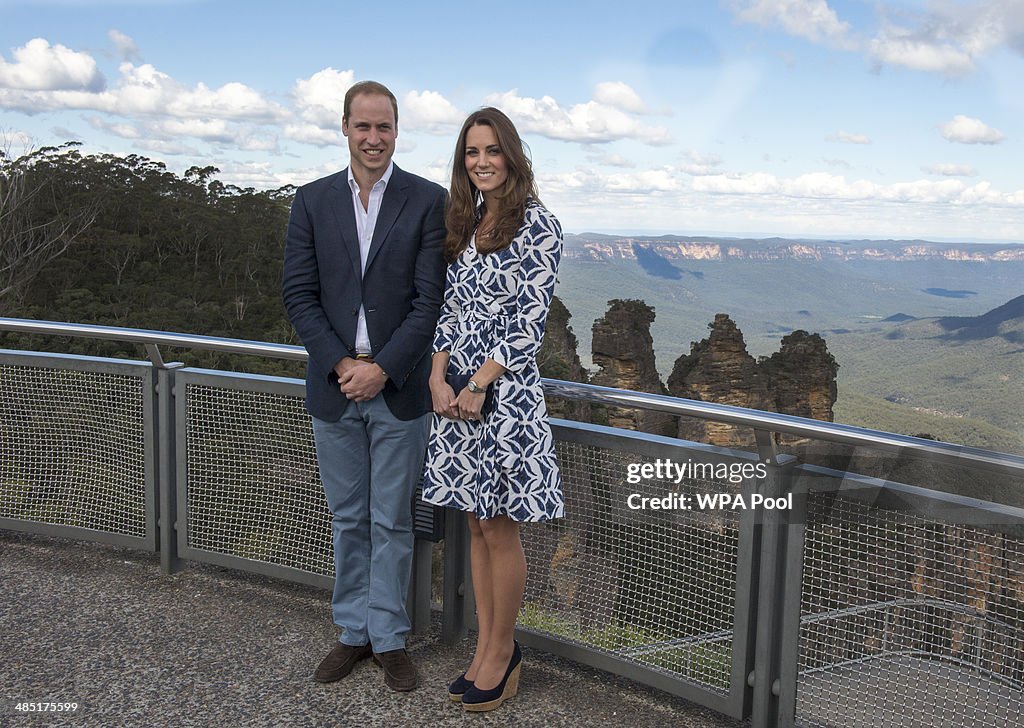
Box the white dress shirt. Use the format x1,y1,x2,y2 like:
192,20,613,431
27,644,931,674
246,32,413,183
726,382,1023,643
347,161,394,355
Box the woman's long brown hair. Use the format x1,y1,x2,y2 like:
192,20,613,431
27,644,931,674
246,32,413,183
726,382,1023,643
444,107,539,263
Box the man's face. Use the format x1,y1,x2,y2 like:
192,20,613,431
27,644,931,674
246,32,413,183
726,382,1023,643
342,92,397,181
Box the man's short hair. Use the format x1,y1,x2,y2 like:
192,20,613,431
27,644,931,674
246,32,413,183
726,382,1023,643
343,81,399,124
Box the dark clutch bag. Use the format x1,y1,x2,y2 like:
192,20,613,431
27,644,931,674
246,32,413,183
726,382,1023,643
445,371,496,416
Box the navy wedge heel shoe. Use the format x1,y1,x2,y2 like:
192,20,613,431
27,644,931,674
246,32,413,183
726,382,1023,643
461,641,522,712
448,673,473,702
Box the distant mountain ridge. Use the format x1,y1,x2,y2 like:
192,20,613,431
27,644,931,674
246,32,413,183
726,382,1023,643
564,233,1024,263
935,294,1024,343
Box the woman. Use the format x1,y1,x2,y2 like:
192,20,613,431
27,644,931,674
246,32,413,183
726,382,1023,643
421,107,564,712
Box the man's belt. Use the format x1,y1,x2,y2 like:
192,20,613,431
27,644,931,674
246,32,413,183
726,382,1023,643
355,353,374,362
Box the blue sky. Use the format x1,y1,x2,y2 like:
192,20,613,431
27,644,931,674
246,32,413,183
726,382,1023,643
1,0,1022,241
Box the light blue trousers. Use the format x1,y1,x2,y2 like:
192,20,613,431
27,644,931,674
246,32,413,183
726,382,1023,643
312,397,429,653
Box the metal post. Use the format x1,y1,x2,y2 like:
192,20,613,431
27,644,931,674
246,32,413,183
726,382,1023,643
734,465,764,719
774,482,808,728
441,512,469,644
407,538,433,634
156,363,185,575
750,450,798,728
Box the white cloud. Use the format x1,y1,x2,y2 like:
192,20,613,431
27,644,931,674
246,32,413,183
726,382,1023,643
540,165,684,196
940,115,1005,144
957,1,1024,56
87,114,279,153
0,60,287,123
543,165,1023,209
868,29,975,75
213,159,338,190
209,159,284,188
293,68,354,129
155,117,234,142
541,165,1024,220
733,0,1024,76
86,115,141,139
679,148,722,176
955,180,1004,204
734,0,852,46
825,130,871,144
484,89,672,146
691,170,1023,206
923,163,977,177
693,171,780,195
108,29,140,62
282,122,343,147
401,90,463,134
869,1,1024,75
134,138,200,156
236,134,279,152
0,38,103,91
588,152,637,168
537,168,608,197
51,125,82,142
151,71,285,122
592,81,649,114
606,167,682,192
421,157,451,185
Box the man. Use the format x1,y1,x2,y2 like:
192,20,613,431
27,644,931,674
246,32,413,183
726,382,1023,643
282,80,446,691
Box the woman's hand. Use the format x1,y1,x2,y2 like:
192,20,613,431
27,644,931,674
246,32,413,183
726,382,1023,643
430,378,459,419
454,387,487,421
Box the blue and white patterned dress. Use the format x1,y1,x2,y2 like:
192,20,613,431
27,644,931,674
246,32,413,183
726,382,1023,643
421,200,564,522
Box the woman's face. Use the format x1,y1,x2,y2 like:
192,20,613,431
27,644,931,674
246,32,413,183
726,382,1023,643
464,123,508,197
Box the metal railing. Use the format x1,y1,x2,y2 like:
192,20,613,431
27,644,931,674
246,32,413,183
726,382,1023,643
2,317,1023,728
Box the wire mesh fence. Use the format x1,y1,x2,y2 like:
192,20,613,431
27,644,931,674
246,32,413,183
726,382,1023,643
181,380,332,576
518,437,742,692
796,491,1024,727
4,333,1024,727
0,356,148,538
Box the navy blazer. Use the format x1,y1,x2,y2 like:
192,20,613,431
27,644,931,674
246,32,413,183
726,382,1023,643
282,164,447,421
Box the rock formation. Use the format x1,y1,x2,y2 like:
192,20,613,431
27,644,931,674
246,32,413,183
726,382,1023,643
537,295,591,422
667,314,772,447
760,330,839,439
666,317,839,448
590,299,674,436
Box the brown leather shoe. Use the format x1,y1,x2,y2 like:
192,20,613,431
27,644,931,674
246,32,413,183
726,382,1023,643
373,649,419,691
314,641,372,682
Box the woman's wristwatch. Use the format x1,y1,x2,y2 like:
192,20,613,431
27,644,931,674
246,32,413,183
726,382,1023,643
467,379,486,394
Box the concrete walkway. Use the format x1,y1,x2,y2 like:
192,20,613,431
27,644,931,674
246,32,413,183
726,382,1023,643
1,531,745,728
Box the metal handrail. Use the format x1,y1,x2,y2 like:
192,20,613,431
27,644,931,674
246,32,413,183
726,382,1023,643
0,317,306,361
544,381,1024,476
3,316,1023,477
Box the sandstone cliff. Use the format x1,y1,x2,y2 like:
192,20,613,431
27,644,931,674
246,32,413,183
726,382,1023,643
666,316,839,447
537,295,591,422
590,299,674,436
667,314,772,447
760,330,839,424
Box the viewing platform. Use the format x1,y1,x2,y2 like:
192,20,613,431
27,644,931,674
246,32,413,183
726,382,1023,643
2,318,1023,727
2,530,740,727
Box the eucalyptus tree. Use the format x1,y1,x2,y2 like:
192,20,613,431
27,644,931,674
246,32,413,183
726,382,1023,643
0,142,99,310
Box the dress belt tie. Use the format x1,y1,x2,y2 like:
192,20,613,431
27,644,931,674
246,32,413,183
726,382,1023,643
456,309,509,323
